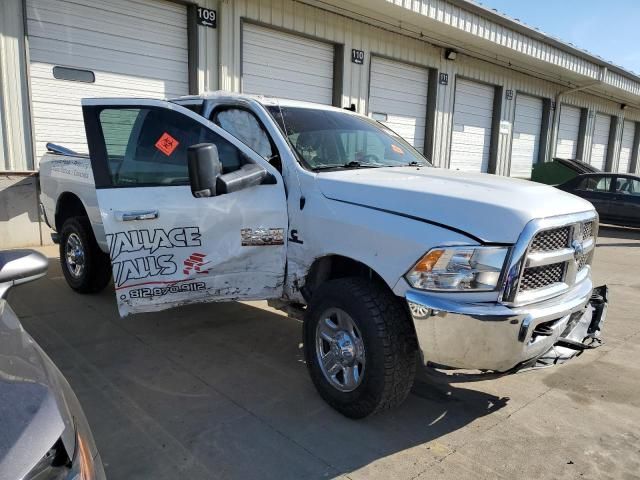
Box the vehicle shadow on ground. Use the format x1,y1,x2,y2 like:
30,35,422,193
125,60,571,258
410,367,509,431
597,226,640,248
12,255,510,479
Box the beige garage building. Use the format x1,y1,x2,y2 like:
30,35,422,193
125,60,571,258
2,0,640,246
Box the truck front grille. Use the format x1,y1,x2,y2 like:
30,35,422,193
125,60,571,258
510,216,598,303
520,263,565,291
577,253,589,271
529,226,571,252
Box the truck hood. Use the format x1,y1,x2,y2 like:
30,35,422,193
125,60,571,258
317,167,594,243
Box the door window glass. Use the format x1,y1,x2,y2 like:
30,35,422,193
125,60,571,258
99,107,244,187
215,109,274,159
614,177,640,196
577,176,611,192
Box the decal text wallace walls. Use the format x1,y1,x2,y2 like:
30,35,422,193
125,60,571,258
106,227,202,287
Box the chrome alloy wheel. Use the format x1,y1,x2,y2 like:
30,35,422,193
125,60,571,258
315,308,366,392
65,232,85,279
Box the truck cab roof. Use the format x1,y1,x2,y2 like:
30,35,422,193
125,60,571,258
169,90,350,114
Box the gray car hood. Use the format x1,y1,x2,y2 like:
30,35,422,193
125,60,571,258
0,300,67,480
317,167,595,243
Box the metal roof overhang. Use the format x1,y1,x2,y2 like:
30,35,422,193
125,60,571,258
303,0,640,109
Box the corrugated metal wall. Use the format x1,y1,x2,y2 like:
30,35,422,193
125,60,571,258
561,91,628,166
0,87,5,169
26,0,191,162
0,0,33,171
1,0,640,249
1,0,640,174
386,0,640,98
0,0,219,172
213,0,640,174
197,0,219,93
215,0,507,169
607,68,640,97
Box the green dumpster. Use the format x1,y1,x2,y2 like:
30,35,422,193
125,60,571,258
531,158,600,185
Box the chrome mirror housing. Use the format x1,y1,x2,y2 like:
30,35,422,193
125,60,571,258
0,249,48,298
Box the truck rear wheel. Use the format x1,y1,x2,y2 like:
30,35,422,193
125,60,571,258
303,277,417,418
59,217,111,293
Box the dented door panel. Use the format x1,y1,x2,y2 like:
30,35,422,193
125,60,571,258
83,98,287,317
99,184,287,316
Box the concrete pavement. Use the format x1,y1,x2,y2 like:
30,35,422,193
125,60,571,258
7,226,640,479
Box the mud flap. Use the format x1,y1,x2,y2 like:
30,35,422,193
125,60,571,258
518,285,608,371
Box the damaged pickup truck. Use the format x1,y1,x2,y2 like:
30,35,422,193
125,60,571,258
39,93,607,418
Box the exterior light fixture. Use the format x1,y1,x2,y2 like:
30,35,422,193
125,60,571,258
445,49,458,61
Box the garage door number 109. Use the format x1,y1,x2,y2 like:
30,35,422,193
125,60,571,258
197,7,217,28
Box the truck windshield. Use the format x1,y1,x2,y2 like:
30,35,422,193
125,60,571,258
267,106,431,171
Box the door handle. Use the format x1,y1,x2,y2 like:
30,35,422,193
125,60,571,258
115,210,159,222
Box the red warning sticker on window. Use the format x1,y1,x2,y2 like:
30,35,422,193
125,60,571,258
391,144,404,154
155,132,180,156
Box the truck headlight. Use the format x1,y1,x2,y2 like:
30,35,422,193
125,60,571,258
406,246,509,291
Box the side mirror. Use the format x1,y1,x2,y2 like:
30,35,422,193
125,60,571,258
0,250,48,299
217,164,269,195
188,142,272,198
188,143,222,198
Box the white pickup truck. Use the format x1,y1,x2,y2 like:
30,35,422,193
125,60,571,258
39,92,607,418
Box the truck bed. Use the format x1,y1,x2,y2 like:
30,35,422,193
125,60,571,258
39,149,107,251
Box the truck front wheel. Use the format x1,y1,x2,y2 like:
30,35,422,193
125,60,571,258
59,217,111,293
304,277,417,418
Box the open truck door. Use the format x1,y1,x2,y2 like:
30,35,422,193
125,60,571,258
82,99,287,316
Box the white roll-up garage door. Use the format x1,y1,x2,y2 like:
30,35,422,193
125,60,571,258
590,113,611,170
368,57,429,152
242,24,334,105
27,0,189,163
555,104,581,160
618,120,636,173
510,94,543,178
449,79,494,172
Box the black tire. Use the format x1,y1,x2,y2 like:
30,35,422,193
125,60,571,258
303,277,417,418
59,216,112,293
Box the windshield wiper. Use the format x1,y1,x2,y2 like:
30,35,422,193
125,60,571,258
385,161,427,167
312,164,346,171
312,161,383,171
344,161,362,168
343,161,383,169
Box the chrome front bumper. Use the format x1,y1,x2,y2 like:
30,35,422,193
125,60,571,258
406,278,607,372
